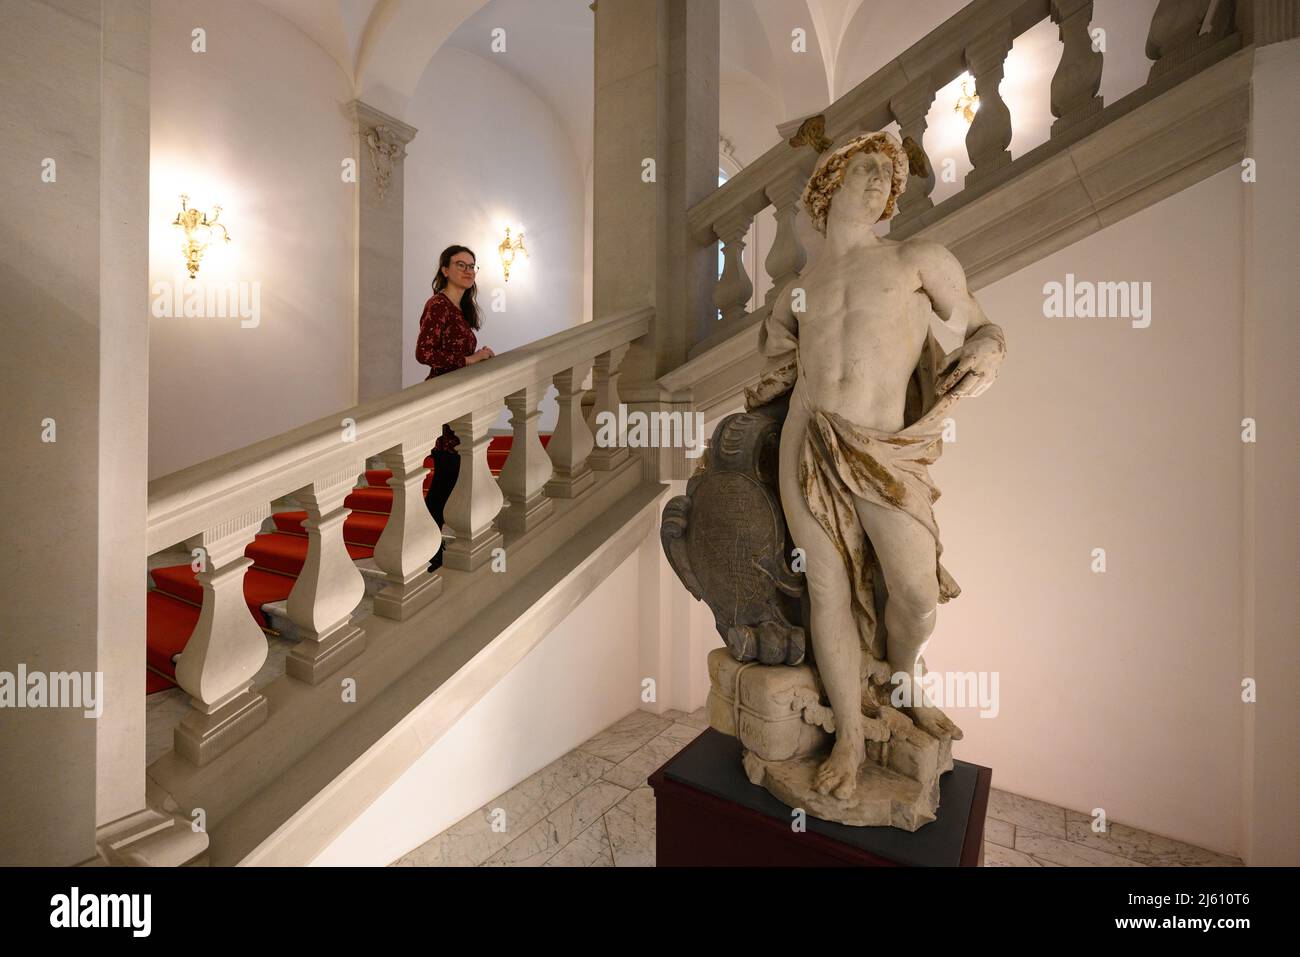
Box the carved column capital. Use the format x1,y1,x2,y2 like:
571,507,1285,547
347,100,418,202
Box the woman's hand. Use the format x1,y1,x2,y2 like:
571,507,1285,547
465,347,495,365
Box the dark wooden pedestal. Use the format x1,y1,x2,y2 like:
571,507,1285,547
648,728,991,866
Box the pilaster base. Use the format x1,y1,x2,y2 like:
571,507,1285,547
286,623,367,685
496,493,555,534
374,569,443,622
443,526,505,571
545,464,595,499
589,446,629,471
95,807,210,867
174,689,268,767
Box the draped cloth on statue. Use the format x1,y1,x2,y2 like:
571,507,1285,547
746,324,960,663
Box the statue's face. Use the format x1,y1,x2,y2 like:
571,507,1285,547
832,151,893,225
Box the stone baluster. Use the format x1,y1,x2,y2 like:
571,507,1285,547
762,170,808,303
963,26,1015,188
443,403,506,570
498,382,556,533
1050,0,1105,136
890,80,938,224
373,437,443,620
588,345,630,471
712,209,754,324
173,505,272,766
1146,0,1215,80
285,462,368,683
546,362,596,499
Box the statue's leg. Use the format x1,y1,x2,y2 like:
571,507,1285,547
778,393,864,798
850,497,961,739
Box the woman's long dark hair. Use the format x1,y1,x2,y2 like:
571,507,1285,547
432,245,482,331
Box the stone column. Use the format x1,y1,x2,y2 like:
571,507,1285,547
1240,34,1300,867
0,0,172,865
592,0,720,393
348,101,417,403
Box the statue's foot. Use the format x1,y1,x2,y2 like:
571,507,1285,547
814,737,864,801
907,704,964,741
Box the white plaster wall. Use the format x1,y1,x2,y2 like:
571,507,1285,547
147,0,355,479
312,543,643,866
402,47,586,431
926,167,1246,855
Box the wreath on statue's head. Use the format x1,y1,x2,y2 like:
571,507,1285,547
802,130,915,232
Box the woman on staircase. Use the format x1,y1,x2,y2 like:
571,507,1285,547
417,244,495,571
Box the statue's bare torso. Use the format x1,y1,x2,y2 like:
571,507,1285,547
790,239,932,433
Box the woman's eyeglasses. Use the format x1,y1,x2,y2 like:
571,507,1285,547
450,260,479,273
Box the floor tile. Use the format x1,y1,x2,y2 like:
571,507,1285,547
1015,826,1146,867
1063,819,1241,867
575,710,672,763
987,788,1067,839
484,780,628,866
545,819,615,867
603,731,688,790
985,817,1015,848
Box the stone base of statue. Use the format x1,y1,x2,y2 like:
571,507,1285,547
648,726,990,866
706,647,956,831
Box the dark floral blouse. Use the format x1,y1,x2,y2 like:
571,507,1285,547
416,291,477,452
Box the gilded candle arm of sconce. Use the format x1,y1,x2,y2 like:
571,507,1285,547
172,194,231,278
499,226,528,283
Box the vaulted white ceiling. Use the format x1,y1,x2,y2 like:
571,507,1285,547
250,0,1158,172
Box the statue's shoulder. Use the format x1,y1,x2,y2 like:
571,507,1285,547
896,236,960,271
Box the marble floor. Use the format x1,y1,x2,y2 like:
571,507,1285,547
394,708,1245,868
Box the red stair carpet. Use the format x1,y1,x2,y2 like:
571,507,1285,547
146,434,549,695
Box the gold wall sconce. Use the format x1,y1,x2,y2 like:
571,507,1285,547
498,226,528,282
955,79,980,124
172,194,230,278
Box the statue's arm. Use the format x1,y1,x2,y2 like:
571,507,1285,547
914,242,1005,397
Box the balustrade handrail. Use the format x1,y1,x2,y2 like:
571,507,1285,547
689,0,1049,240
146,306,652,553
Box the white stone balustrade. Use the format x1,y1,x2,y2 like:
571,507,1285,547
147,306,652,764
688,0,1244,354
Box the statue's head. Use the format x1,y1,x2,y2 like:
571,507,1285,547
802,130,910,234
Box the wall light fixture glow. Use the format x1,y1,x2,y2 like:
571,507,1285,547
172,194,229,277
498,226,528,282
954,77,980,124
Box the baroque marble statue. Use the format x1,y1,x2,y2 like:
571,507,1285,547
663,130,1006,829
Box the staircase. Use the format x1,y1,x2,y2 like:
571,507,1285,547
120,0,1286,868
144,436,549,694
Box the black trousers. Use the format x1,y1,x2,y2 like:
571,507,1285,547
424,447,461,565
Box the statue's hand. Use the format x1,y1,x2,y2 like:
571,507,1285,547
937,336,1002,398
